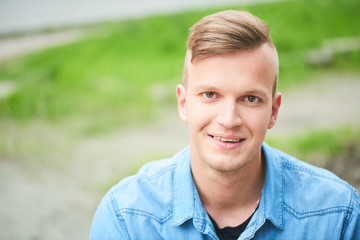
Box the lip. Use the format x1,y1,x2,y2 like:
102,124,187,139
208,134,245,150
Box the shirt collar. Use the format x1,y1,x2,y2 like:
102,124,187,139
171,143,285,229
261,142,284,229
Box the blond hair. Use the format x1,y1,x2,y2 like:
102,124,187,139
184,10,278,96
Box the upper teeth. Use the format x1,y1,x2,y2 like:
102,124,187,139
213,136,241,142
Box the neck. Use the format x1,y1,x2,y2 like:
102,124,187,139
191,151,265,228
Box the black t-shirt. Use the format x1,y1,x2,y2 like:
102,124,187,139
209,213,254,240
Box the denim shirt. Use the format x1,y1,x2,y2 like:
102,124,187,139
90,143,360,239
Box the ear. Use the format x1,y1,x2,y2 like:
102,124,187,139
176,84,188,122
267,92,281,129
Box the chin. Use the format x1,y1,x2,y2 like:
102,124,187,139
207,155,249,174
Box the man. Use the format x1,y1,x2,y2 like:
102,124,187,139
90,10,359,239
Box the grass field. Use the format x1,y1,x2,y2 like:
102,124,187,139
0,0,359,134
267,127,360,160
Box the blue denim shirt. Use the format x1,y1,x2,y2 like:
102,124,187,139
90,143,360,239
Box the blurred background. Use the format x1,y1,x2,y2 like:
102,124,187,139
0,0,359,239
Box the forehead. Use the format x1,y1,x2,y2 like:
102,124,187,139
185,44,277,94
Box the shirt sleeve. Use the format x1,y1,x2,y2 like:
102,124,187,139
89,193,130,240
342,189,360,240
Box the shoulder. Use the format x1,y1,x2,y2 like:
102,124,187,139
271,146,358,216
109,159,176,219
90,148,192,239
105,147,189,222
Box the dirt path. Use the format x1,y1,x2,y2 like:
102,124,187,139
272,72,360,135
0,29,86,63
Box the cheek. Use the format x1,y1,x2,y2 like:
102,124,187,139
244,108,272,133
186,100,213,130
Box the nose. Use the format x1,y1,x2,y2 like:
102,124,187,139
216,99,242,129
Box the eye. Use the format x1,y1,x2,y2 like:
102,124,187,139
246,95,259,103
203,92,216,99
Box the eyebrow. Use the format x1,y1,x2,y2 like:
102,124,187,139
243,89,268,97
193,84,220,93
193,84,268,97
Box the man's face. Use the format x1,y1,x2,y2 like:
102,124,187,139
177,43,281,174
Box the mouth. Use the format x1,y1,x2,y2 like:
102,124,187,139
209,135,245,143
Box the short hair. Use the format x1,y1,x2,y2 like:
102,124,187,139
184,10,278,96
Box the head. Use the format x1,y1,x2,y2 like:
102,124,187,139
177,10,281,174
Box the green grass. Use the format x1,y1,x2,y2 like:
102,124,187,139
266,127,360,162
0,0,359,134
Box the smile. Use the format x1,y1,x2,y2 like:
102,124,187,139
210,135,244,143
